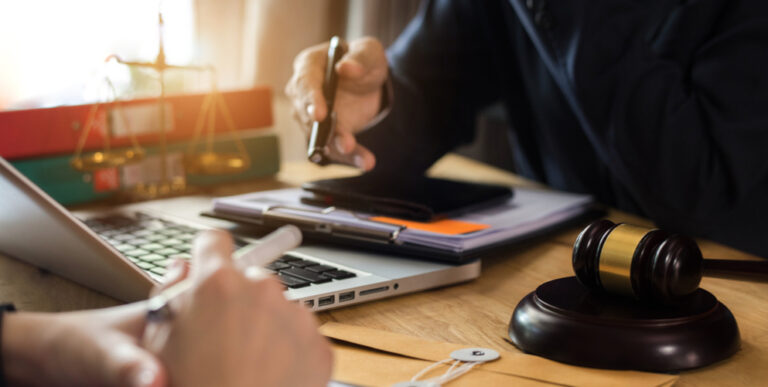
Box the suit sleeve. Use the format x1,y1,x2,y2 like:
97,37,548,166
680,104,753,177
357,0,507,175
513,0,768,244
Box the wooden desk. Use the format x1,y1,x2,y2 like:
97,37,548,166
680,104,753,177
1,155,766,386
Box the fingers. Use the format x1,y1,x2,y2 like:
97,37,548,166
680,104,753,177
191,229,235,284
285,37,388,171
291,307,333,387
335,37,388,94
142,260,190,356
99,333,167,387
286,42,329,124
63,303,153,338
286,38,386,123
242,276,332,386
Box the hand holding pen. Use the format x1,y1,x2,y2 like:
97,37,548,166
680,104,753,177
142,227,332,387
286,36,388,170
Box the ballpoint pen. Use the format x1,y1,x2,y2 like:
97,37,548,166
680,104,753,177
146,225,303,321
307,36,347,165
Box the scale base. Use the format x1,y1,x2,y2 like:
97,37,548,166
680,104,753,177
508,277,740,372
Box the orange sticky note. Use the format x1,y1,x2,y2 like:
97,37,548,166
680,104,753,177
370,216,490,235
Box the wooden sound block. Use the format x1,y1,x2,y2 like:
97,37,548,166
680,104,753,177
508,277,740,372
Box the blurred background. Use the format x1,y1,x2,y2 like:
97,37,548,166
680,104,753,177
0,0,510,169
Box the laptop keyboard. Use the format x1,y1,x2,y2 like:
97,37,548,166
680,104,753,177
84,213,356,288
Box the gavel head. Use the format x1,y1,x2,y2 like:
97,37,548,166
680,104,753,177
572,220,703,304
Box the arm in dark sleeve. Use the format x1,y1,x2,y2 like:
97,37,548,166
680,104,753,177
357,0,508,175
514,0,768,252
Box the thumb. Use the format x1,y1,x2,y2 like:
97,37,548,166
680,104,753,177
191,229,235,283
97,332,168,387
150,259,190,297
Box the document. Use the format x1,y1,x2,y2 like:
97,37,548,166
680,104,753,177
212,187,593,254
321,322,678,387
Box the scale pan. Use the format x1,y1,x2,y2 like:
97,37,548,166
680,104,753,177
185,152,249,175
71,149,145,172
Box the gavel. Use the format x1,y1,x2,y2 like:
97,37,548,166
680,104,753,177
572,219,768,304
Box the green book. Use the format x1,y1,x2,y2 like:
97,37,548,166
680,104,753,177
11,133,280,206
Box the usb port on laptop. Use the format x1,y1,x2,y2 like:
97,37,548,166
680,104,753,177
339,291,355,303
318,295,335,307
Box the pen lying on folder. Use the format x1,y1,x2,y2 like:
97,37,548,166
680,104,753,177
307,36,347,165
146,225,303,320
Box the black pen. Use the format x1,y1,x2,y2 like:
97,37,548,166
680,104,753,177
307,36,347,165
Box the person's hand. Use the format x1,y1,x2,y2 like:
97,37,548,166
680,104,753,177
285,37,388,170
3,304,166,387
142,230,332,387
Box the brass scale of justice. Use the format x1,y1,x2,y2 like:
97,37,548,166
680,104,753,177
70,12,250,198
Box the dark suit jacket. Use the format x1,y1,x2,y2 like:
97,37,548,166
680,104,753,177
357,0,768,257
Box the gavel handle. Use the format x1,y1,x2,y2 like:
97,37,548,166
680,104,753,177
703,259,768,283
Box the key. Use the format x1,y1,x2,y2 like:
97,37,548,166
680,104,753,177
265,261,291,271
324,270,356,280
125,249,150,257
138,254,166,262
140,243,165,251
155,259,175,267
177,233,195,241
160,239,182,246
278,274,311,288
281,267,332,284
150,267,168,275
126,238,150,246
135,261,154,270
286,259,316,268
156,248,180,256
305,264,336,273
132,229,154,237
114,244,136,252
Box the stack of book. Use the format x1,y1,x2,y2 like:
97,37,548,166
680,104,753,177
0,88,279,205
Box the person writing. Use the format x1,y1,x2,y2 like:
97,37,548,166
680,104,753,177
1,230,332,387
285,0,768,257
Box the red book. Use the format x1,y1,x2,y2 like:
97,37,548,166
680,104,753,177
0,87,272,160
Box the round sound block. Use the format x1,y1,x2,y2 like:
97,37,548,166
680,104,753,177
508,277,740,371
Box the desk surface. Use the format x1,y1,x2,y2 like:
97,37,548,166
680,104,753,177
1,154,766,386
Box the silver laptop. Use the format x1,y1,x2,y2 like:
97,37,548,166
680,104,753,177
0,157,480,310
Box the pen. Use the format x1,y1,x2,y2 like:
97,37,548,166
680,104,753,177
146,225,303,320
307,36,347,165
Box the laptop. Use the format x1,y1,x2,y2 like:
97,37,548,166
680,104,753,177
0,157,480,310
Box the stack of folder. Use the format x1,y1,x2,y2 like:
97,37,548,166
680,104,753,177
0,88,279,205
